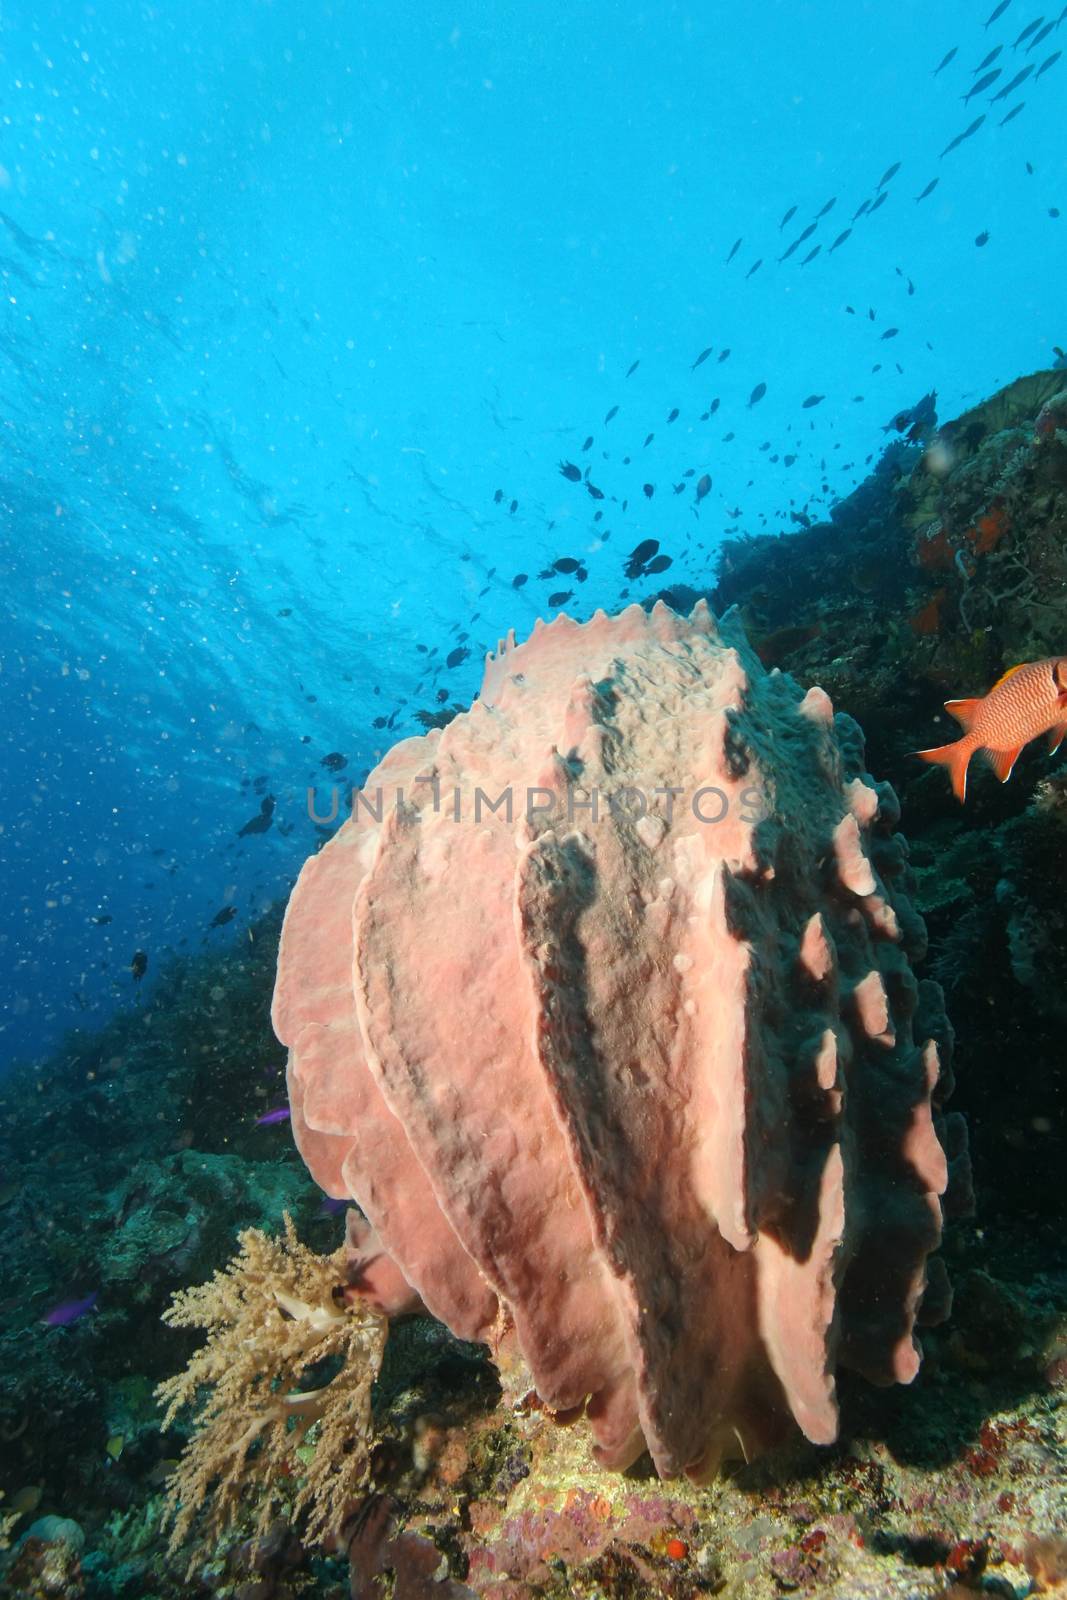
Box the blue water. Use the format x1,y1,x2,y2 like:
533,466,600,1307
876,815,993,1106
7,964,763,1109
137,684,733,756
1,0,1063,1068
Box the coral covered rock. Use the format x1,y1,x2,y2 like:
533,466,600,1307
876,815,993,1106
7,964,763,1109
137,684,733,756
273,601,970,1478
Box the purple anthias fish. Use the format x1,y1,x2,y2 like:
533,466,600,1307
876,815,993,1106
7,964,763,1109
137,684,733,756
41,1291,98,1327
255,1105,291,1126
318,1195,348,1217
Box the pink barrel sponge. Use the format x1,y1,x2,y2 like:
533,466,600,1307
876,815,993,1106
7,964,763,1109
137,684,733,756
272,600,971,1478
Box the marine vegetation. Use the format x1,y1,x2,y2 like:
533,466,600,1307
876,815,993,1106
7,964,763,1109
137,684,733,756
156,1214,386,1569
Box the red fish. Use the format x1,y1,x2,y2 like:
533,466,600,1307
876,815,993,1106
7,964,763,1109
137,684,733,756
916,658,1067,800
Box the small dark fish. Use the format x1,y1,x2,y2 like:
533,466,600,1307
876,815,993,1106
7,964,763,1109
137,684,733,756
321,751,347,771
869,190,889,214
934,45,959,74
941,115,985,155
829,228,852,251
210,905,237,928
1035,48,1061,75
745,258,762,278
512,573,528,588
445,646,469,669
986,0,1012,23
1051,206,1062,217
816,197,837,218
880,327,900,339
277,607,293,617
604,405,619,424
915,177,940,201
852,198,871,221
882,391,938,438
975,229,991,245
626,359,640,377
255,1105,291,1126
644,554,672,575
877,161,901,189
796,222,817,245
558,460,582,481
992,62,1034,95
547,590,572,607
586,481,605,499
1027,18,1056,45
717,348,730,363
973,44,1004,70
964,66,1002,97
553,557,581,573
780,204,798,230
726,237,742,263
643,482,655,498
238,795,275,836
90,914,112,925
801,245,821,265
779,237,800,263
709,398,720,415
493,489,503,503
644,432,654,446
1012,16,1044,47
625,537,660,580
748,382,767,407
667,407,679,423
509,499,518,514
42,1291,98,1327
695,473,712,501
130,950,148,981
802,394,825,408
581,435,593,450
691,346,713,370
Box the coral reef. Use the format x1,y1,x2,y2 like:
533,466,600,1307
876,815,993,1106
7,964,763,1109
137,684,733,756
2,371,1067,1597
900,371,1067,649
339,1360,1067,1600
274,599,970,1480
157,1214,386,1565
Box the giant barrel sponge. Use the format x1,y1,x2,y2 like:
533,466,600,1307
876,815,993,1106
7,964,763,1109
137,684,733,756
272,600,971,1477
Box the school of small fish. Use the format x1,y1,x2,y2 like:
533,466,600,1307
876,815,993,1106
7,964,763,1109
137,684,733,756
78,0,1064,996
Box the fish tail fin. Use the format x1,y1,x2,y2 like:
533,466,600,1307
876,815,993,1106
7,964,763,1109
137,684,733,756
943,696,982,730
986,744,1024,783
915,738,974,802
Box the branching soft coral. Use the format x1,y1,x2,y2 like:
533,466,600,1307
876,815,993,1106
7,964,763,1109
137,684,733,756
156,1213,387,1566
0,1493,17,1551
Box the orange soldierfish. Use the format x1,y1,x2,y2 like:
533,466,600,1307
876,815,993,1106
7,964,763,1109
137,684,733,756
916,658,1067,801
